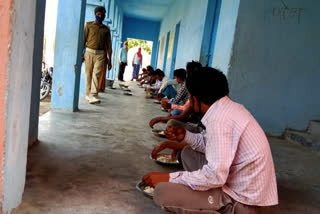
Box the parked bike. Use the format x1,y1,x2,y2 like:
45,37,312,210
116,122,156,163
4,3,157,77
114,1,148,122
40,62,53,101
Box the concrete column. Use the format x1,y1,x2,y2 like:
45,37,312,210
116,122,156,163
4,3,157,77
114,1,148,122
112,40,121,79
109,31,118,79
51,0,87,111
0,0,41,212
104,0,111,22
110,5,120,80
119,14,123,40
0,0,12,209
151,42,159,68
28,0,46,146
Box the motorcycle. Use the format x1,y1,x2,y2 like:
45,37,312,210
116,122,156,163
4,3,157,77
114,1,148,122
40,63,53,101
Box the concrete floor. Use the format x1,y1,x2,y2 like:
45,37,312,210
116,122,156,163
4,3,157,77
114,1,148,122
13,82,320,214
39,94,51,116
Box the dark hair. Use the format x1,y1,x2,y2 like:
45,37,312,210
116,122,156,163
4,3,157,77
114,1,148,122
173,69,186,81
146,65,154,73
186,61,202,78
95,6,106,14
151,69,165,77
186,66,229,105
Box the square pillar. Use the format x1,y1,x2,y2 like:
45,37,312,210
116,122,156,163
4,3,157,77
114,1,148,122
0,0,43,212
51,0,87,111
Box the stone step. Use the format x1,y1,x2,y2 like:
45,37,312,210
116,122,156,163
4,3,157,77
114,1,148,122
284,129,320,152
308,120,320,137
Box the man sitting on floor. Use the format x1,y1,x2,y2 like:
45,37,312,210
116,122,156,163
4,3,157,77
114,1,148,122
151,69,178,99
137,68,148,82
161,68,188,116
149,62,204,128
142,66,278,213
140,66,154,87
149,100,192,128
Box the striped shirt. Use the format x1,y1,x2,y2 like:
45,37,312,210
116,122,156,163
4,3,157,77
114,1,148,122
170,96,278,206
171,82,189,105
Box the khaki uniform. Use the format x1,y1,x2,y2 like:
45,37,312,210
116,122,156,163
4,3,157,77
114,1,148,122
83,21,112,96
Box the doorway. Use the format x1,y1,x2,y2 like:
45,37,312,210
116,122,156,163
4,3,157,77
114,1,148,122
123,38,153,81
40,0,58,116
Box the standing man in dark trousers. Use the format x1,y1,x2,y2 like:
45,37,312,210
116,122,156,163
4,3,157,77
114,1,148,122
118,41,128,82
83,6,112,104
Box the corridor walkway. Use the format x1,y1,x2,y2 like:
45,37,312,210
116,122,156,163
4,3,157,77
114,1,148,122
13,82,320,214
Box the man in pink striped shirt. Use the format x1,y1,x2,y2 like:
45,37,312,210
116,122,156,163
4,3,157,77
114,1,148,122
142,64,278,213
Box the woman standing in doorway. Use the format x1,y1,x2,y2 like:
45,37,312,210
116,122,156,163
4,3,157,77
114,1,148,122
132,48,143,80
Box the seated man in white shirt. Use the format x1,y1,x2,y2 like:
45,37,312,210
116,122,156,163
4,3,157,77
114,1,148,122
150,69,178,99
142,65,278,213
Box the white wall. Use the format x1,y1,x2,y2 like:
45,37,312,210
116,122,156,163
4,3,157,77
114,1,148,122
3,0,37,212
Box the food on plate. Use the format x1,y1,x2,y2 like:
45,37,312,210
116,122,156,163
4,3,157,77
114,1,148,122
152,129,166,136
154,130,165,135
156,154,179,164
143,186,154,194
158,130,165,135
123,92,133,96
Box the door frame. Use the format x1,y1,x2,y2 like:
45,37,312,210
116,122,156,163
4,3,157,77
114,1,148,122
169,22,181,78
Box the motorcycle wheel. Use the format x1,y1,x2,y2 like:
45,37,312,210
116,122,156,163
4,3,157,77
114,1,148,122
40,83,51,101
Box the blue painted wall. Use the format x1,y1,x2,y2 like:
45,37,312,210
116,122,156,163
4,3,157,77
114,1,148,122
122,16,160,68
118,0,175,21
162,32,170,72
199,0,218,66
52,0,86,110
169,22,181,78
208,0,222,67
210,0,240,73
154,40,160,68
157,0,209,75
226,0,320,135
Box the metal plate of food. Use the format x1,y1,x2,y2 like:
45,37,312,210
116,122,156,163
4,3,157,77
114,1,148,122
136,182,154,199
161,107,168,112
123,92,133,96
152,129,166,138
119,83,129,88
151,154,180,165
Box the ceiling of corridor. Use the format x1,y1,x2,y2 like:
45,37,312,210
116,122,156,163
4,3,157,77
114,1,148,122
118,0,177,21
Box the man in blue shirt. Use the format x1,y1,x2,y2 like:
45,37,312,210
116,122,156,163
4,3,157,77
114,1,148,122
118,41,128,82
